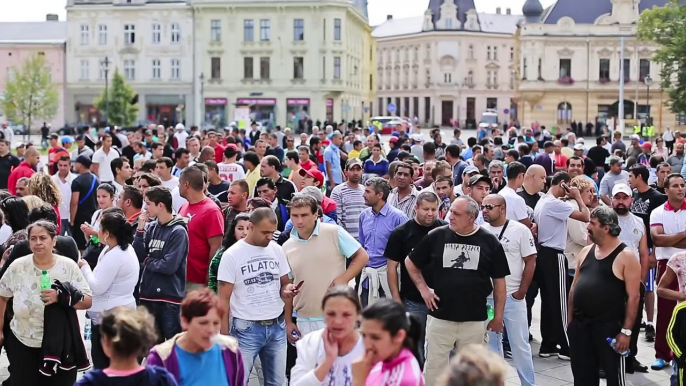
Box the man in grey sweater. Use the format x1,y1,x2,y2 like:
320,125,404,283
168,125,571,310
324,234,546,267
599,156,630,206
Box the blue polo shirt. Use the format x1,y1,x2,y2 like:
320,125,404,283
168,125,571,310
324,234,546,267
324,143,343,184
363,157,389,177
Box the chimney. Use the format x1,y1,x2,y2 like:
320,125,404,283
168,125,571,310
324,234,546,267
496,7,501,14
506,8,511,15
387,14,393,20
46,14,59,21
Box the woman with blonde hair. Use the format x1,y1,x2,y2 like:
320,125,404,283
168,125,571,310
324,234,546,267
440,344,508,386
565,175,594,277
27,172,62,233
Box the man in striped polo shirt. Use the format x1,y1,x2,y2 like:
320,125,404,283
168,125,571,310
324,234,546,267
331,158,366,241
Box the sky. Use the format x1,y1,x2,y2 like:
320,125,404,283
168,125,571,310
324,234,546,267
3,0,558,25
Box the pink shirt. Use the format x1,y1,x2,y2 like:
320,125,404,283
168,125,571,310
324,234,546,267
667,251,686,298
365,348,424,386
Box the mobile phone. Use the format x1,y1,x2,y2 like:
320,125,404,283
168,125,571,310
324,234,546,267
561,183,570,194
295,280,305,290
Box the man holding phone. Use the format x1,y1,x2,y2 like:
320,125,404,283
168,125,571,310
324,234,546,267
533,171,590,360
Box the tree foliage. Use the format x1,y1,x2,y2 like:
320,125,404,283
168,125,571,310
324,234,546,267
1,53,59,132
94,68,138,127
638,0,686,114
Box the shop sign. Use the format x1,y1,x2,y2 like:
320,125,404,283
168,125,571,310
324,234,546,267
205,98,227,105
286,98,310,106
237,98,277,106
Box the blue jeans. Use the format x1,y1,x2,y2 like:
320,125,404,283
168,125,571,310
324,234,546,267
140,301,182,341
487,295,536,386
231,315,287,386
403,299,428,364
60,219,71,236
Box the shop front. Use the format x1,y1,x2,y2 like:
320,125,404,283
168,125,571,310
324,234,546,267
236,98,276,129
204,98,228,128
146,95,186,126
73,94,101,126
286,98,310,133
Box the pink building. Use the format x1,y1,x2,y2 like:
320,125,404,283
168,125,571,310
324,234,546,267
0,17,67,131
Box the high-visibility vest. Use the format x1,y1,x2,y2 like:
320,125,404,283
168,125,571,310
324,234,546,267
648,126,656,137
633,126,641,134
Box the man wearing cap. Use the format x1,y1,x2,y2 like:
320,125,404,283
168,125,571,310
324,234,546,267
466,174,491,225
324,132,344,192
410,134,424,163
638,142,652,166
0,139,19,190
454,165,480,196
70,155,100,251
627,134,643,159
298,169,337,221
173,123,188,149
387,137,400,162
331,158,366,240
600,156,631,206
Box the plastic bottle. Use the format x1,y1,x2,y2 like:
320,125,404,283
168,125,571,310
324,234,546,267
40,270,51,291
90,235,100,245
290,330,300,346
606,337,630,357
486,304,494,321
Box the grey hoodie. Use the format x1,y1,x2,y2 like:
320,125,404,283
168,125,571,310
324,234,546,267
133,215,189,304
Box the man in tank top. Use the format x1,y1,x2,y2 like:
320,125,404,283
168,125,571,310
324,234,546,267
568,206,642,386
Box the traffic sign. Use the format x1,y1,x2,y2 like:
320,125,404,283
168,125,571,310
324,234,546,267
503,109,509,114
387,103,397,114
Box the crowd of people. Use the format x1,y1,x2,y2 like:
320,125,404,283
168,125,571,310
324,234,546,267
0,119,686,386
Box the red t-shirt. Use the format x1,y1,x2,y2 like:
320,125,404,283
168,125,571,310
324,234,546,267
212,144,226,163
179,197,225,284
300,159,317,171
315,150,324,165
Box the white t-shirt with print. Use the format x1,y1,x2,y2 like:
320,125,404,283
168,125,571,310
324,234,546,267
482,220,537,295
217,239,290,321
0,254,92,347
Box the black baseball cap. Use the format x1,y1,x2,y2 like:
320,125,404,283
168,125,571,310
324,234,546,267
468,174,492,188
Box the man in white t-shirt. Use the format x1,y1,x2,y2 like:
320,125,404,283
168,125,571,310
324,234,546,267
155,157,179,191
173,123,189,149
51,156,76,235
498,161,532,228
217,208,290,385
482,194,537,386
218,145,246,183
91,134,120,182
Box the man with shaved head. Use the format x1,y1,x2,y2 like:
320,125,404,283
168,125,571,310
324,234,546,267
482,194,537,385
8,147,39,195
198,146,216,163
518,164,546,211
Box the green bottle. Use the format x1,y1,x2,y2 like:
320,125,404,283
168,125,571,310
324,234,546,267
90,235,100,245
486,304,495,321
40,270,51,291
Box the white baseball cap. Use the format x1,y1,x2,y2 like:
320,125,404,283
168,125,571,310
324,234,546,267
612,183,632,197
175,123,185,130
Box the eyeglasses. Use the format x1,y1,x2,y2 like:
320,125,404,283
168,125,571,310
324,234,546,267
480,204,503,211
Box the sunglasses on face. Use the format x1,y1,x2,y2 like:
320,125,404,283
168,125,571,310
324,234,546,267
481,204,502,211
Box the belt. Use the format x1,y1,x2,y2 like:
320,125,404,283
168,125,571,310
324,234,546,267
256,317,279,326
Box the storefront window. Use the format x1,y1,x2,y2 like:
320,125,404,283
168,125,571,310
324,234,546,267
204,98,227,128
237,98,276,130
286,98,310,132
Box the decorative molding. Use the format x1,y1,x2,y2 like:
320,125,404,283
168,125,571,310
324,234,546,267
557,47,574,57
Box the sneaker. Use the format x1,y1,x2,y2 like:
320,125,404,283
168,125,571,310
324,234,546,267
557,351,571,361
632,359,649,373
539,346,559,358
646,325,656,342
504,349,513,359
651,358,667,370
640,321,646,331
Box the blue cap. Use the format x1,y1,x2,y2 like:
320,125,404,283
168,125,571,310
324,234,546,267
391,131,399,137
60,136,73,144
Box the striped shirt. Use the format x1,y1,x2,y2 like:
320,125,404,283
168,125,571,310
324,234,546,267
388,186,419,219
330,182,366,241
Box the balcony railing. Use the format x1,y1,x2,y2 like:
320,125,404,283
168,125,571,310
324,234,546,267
557,76,574,85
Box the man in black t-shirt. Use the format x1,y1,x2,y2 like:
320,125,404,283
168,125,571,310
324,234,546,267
406,196,510,385
385,191,446,364
0,139,20,190
70,156,99,251
587,136,610,179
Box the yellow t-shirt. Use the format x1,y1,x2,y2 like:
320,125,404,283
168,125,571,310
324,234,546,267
246,164,261,197
348,149,361,159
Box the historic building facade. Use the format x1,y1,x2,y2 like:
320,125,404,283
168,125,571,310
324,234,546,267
515,0,680,132
373,0,520,127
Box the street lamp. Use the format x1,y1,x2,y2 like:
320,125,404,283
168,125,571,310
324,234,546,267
199,72,205,127
644,74,653,126
102,56,110,124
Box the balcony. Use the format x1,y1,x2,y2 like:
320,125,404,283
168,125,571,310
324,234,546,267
599,77,610,84
557,77,574,85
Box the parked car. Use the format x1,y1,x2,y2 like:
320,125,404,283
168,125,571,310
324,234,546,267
57,125,75,135
12,124,27,135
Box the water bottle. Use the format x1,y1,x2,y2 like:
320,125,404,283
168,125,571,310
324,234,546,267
290,330,300,346
486,304,495,321
606,337,630,357
40,270,51,291
84,319,92,341
90,235,100,245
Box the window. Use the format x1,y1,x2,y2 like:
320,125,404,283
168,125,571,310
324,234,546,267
260,20,270,41
244,57,253,79
466,70,473,85
559,58,571,78
493,46,498,61
80,25,89,45
152,59,161,79
211,20,221,42
640,59,650,81
487,71,493,85
124,59,135,80
370,74,373,91
538,58,542,79
211,57,221,79
294,19,304,41
80,60,89,80
557,102,572,124
334,57,341,79
260,57,270,79
468,44,474,59
124,24,136,45
599,59,610,80
244,20,254,42
623,59,631,80
446,18,453,29
171,59,180,79
334,18,341,41
444,73,451,83
522,58,527,80
487,98,497,109
171,23,181,43
152,23,161,44
510,47,514,61
487,46,491,60
98,24,107,45
294,57,304,79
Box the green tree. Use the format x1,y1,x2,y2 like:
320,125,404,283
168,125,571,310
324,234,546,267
638,0,686,114
1,54,59,133
94,68,138,127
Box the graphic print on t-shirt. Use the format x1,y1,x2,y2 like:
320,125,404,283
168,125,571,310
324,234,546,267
442,244,480,270
241,256,282,304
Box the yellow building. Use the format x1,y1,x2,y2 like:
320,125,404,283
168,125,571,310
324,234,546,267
515,0,682,133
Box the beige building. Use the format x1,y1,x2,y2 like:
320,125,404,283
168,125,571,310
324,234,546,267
372,0,520,128
193,0,375,130
516,0,680,133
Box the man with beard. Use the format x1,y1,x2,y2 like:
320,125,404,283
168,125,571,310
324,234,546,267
612,183,650,374
567,156,599,195
668,142,685,174
568,207,641,386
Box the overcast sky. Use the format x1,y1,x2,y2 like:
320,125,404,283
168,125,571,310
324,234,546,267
2,0,558,25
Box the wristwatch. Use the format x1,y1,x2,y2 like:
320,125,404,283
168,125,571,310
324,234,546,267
620,328,632,337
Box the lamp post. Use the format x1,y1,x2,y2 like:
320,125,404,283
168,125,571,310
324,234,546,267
102,56,110,124
644,74,652,126
199,72,205,127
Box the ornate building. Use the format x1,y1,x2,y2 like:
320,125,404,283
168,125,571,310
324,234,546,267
372,0,520,127
515,0,679,132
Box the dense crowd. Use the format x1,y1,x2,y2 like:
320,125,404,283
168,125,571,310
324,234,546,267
0,120,686,386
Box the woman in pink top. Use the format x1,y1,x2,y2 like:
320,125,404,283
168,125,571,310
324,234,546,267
352,299,424,386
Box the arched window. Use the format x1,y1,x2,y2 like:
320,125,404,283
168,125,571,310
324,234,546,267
557,102,572,124
468,44,474,59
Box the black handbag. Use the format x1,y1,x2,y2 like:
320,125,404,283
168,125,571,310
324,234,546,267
82,239,105,269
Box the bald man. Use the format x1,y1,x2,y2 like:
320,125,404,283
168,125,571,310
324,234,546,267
518,165,546,211
8,148,39,195
198,146,216,163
